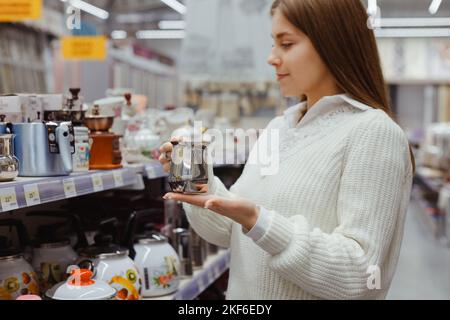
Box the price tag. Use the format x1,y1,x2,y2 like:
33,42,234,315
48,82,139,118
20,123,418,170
61,36,107,60
91,174,104,192
0,0,42,22
63,179,77,198
0,187,19,211
113,171,124,187
23,184,41,206
146,166,156,178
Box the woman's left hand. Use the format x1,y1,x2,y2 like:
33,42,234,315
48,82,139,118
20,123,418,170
163,192,260,231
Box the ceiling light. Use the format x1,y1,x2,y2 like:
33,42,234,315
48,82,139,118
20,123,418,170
367,0,378,16
136,30,186,39
380,17,450,28
429,0,442,15
60,0,109,20
158,20,186,29
160,0,186,15
375,27,450,38
111,30,127,40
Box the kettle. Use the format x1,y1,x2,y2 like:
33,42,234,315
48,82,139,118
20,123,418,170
123,209,181,297
45,268,116,300
0,219,33,263
168,140,210,194
77,234,142,300
11,121,74,176
0,134,19,182
0,249,40,300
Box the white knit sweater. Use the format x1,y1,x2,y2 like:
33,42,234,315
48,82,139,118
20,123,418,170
183,94,413,300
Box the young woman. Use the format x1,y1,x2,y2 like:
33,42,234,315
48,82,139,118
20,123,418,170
159,0,414,299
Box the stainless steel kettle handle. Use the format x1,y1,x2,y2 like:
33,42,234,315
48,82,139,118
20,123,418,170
56,123,73,173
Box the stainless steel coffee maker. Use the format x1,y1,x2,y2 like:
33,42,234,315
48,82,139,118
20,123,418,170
168,140,209,194
12,122,74,176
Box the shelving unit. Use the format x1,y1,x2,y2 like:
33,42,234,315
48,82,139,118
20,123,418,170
0,168,137,213
147,249,231,301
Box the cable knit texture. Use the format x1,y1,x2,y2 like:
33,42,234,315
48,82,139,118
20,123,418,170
183,95,413,300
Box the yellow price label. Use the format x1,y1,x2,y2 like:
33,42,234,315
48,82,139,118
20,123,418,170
0,187,19,211
61,36,107,60
0,0,42,22
113,171,124,187
92,174,104,192
63,179,77,198
23,184,41,206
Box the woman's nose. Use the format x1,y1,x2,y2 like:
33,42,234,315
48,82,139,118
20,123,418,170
267,52,281,67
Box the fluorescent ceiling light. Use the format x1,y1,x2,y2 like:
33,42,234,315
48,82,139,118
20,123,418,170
367,0,378,16
375,28,450,38
158,20,186,29
380,17,450,27
136,30,186,39
429,0,442,15
111,30,127,40
60,0,109,20
160,0,187,15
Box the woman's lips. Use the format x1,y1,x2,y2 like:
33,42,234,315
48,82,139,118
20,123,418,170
277,74,289,81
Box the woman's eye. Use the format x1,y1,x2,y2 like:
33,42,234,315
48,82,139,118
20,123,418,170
281,43,292,49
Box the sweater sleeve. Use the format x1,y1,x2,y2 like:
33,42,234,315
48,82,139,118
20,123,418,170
252,118,414,299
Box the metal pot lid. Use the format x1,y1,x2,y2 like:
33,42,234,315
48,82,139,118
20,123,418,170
34,238,71,249
0,249,23,261
136,232,168,244
78,245,129,259
45,269,116,300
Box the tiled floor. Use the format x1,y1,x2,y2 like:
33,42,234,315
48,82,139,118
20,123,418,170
387,199,450,300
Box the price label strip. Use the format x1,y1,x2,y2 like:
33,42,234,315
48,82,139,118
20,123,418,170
63,179,77,198
92,174,104,192
146,166,156,178
113,171,124,187
0,187,19,211
23,184,41,206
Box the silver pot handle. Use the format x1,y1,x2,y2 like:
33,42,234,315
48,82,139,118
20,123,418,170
56,123,73,173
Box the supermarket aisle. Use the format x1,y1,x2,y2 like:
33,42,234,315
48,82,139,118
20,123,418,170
387,198,450,300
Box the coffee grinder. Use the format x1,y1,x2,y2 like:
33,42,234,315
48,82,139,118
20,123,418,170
84,105,122,170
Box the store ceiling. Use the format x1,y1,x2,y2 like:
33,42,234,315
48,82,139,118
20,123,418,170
44,0,450,35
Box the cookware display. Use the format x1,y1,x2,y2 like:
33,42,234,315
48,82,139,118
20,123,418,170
0,133,19,181
91,97,126,136
44,88,86,126
45,268,116,300
12,121,74,176
123,209,180,297
84,105,122,170
0,249,40,300
31,238,79,293
0,219,33,263
77,235,141,300
168,140,209,194
72,126,90,172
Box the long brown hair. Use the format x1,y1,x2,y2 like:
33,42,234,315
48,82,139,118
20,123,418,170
271,0,415,174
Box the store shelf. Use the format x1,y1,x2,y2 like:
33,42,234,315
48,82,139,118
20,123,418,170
147,249,231,300
412,187,446,240
0,168,137,213
144,162,169,180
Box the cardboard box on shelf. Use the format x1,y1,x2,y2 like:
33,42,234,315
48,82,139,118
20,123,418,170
0,95,23,123
38,94,64,111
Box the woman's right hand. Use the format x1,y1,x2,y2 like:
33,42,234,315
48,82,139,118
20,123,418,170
159,136,182,173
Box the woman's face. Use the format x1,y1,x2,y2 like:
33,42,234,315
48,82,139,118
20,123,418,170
267,9,334,98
